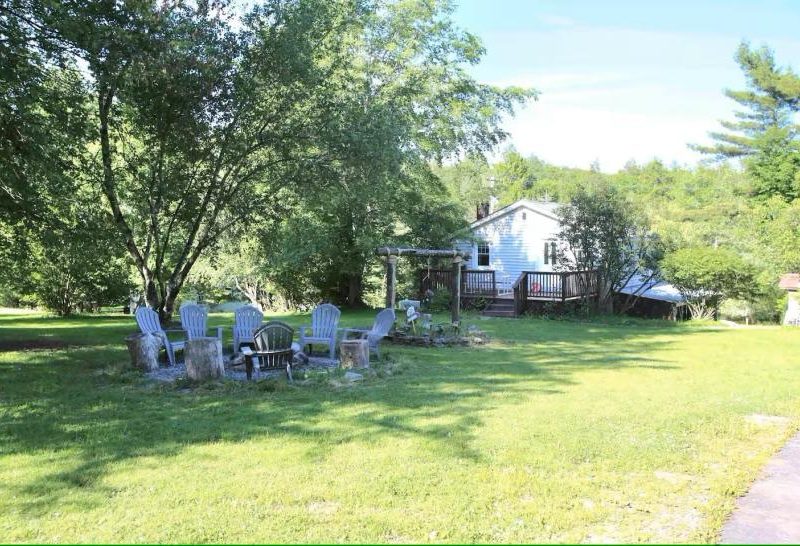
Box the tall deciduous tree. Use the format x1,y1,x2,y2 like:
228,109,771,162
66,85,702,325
5,0,529,317
215,0,531,308
19,0,370,321
556,185,663,314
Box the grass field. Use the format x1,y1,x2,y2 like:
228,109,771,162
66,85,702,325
1,310,799,543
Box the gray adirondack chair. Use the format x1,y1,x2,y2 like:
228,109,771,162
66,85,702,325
232,305,263,353
134,306,185,366
343,308,395,358
240,321,294,381
179,304,223,342
298,303,341,359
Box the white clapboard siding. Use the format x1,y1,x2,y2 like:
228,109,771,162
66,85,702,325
459,200,562,282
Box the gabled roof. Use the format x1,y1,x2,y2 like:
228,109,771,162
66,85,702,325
468,199,561,230
779,273,800,291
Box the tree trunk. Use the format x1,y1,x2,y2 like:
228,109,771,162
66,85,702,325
185,337,225,381
346,273,364,308
597,276,613,314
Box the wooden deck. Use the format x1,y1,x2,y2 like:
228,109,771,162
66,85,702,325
419,269,599,316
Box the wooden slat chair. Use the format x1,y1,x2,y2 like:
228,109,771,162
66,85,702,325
134,307,186,366
240,321,294,381
343,308,395,359
298,303,341,359
232,305,263,353
179,304,223,342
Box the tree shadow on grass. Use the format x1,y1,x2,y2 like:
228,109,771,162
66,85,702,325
0,317,721,517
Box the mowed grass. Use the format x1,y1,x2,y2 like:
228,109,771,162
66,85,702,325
1,310,799,543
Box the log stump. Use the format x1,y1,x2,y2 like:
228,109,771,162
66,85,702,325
125,332,161,372
185,337,225,381
339,339,369,369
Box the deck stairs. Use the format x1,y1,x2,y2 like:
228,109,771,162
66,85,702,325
480,297,517,318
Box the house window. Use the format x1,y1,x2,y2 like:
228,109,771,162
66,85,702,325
477,242,490,266
522,212,527,220
544,241,557,265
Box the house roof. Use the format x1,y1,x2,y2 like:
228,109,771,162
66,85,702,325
779,273,800,291
468,199,561,230
617,274,686,304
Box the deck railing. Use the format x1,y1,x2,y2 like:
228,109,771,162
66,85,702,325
419,269,497,297
512,270,599,304
421,268,599,305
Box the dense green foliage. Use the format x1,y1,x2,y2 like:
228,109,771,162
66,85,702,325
0,0,529,317
556,185,663,313
661,247,757,319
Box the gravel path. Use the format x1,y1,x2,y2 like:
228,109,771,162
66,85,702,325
720,431,800,543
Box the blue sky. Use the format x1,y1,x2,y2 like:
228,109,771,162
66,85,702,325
450,0,800,172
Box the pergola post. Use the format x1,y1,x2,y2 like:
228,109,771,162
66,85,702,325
451,255,462,324
374,247,470,319
385,255,397,309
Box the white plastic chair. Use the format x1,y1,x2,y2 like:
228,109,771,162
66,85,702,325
232,305,264,353
134,307,186,366
179,304,223,342
298,303,341,359
344,308,395,358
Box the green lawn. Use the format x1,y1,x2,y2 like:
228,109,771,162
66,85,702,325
1,310,799,543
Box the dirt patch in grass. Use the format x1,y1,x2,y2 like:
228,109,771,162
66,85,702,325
0,339,75,352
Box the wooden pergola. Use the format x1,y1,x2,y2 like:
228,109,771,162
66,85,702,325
375,247,470,324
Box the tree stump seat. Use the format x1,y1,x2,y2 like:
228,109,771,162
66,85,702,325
125,332,161,372
185,337,225,381
339,338,369,369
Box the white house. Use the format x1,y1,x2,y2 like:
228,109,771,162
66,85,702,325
457,199,563,290
448,198,687,319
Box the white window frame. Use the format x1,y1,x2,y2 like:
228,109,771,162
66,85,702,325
476,242,490,267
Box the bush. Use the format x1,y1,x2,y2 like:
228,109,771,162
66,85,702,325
426,289,452,311
661,247,757,320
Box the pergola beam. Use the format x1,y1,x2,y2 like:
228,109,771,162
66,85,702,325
376,246,467,324
374,247,470,259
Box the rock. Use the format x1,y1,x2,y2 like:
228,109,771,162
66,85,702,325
343,371,363,382
745,414,790,427
228,353,245,368
293,351,309,365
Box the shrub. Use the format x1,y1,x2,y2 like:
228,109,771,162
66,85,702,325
427,289,452,311
661,247,757,320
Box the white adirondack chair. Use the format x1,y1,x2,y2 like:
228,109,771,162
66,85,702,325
298,303,341,359
179,304,223,342
343,308,395,358
134,307,186,366
232,305,264,353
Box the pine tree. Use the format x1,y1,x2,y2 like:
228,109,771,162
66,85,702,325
693,42,800,158
693,42,800,200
